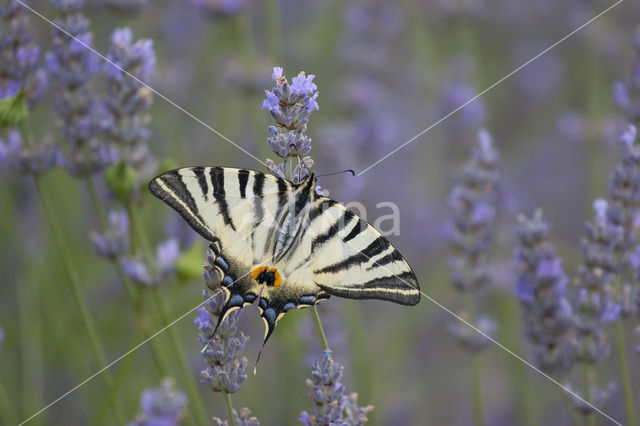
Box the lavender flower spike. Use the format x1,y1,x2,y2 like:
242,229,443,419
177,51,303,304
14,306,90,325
195,246,249,394
0,1,56,175
608,124,640,316
446,129,501,352
46,0,112,176
262,67,318,183
103,27,156,172
300,350,373,426
0,1,47,105
513,209,575,375
613,28,640,125
573,199,622,364
129,378,187,426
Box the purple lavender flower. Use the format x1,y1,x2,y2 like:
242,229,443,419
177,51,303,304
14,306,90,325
89,209,130,259
102,27,156,178
0,130,58,175
299,350,373,426
447,129,501,292
613,28,640,125
214,407,260,426
0,1,48,106
120,238,180,286
446,129,501,351
196,247,248,394
564,382,616,416
572,199,622,364
129,378,187,426
607,125,640,316
46,0,112,176
513,209,575,375
262,67,318,183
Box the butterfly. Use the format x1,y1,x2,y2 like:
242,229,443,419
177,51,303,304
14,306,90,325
149,167,420,346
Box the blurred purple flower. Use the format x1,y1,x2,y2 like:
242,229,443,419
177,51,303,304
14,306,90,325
300,350,373,426
120,238,180,287
564,382,616,417
103,27,156,177
573,199,621,364
613,27,640,125
447,129,501,292
0,1,48,106
197,246,249,394
47,0,111,176
447,315,497,353
89,209,130,259
513,209,575,375
129,378,187,426
0,130,58,175
607,125,640,316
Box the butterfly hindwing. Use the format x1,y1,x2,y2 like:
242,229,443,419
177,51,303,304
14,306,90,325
307,200,421,306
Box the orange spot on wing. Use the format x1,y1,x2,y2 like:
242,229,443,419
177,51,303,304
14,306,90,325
251,266,268,280
271,268,283,287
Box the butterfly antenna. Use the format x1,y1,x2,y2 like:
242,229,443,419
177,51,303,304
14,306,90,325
316,169,356,178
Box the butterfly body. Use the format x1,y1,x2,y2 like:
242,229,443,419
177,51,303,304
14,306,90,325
149,167,420,344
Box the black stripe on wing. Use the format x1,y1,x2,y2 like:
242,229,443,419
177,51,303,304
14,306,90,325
238,169,249,198
311,208,355,251
313,236,389,274
209,167,236,231
148,171,216,242
318,271,420,306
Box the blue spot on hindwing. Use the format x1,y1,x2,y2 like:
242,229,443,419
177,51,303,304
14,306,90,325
244,293,257,303
299,295,316,305
228,295,244,307
259,298,268,309
283,302,297,312
262,308,277,324
214,256,229,272
221,275,234,288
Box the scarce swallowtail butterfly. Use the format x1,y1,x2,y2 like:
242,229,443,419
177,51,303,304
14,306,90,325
149,167,420,346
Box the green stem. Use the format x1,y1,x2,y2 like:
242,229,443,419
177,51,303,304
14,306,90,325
33,176,125,423
615,321,636,426
224,392,237,426
0,381,16,425
471,354,485,426
584,366,595,426
310,306,330,351
151,288,209,425
495,295,536,426
465,294,484,426
18,269,43,425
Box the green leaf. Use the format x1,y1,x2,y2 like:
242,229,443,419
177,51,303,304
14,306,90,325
105,161,137,201
175,241,204,284
0,90,29,128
